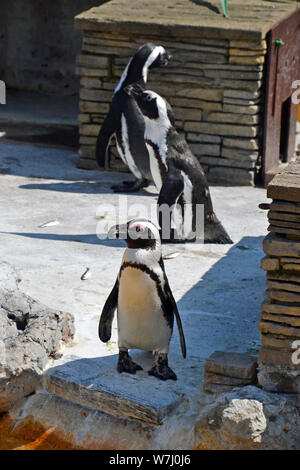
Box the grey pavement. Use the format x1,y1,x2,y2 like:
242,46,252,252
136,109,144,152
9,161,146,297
0,136,269,401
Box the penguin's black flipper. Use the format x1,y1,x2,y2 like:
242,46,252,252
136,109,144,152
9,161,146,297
164,282,187,359
95,102,121,168
159,258,187,359
98,277,119,342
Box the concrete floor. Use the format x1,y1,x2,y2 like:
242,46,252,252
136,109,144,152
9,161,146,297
0,135,270,411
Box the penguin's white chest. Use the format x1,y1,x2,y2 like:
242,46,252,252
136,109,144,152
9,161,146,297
117,266,171,353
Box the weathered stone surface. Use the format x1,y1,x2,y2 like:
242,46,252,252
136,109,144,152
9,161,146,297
189,143,220,157
267,289,300,304
268,225,300,237
208,167,254,185
262,301,300,317
206,112,259,125
259,346,299,367
170,97,222,112
187,133,221,144
223,104,260,115
266,280,300,294
267,164,300,203
259,319,300,338
43,356,185,425
0,288,74,412
184,121,258,138
199,156,255,170
269,211,300,223
260,334,297,351
260,256,280,271
222,137,259,151
204,371,254,386
263,232,300,258
258,366,300,394
172,107,202,122
223,89,260,100
267,271,300,284
270,201,300,215
260,312,300,328
221,146,258,161
196,386,300,450
79,124,100,137
282,263,300,272
80,100,109,114
204,351,257,381
268,218,300,230
80,88,113,103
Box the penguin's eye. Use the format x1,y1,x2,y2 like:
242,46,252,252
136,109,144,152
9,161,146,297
145,95,152,102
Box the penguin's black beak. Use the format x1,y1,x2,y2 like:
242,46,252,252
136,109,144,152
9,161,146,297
163,53,172,66
107,223,128,239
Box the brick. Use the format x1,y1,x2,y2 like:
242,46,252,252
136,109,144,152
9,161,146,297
262,301,300,317
204,371,255,386
199,156,255,170
206,112,259,125
260,256,280,271
189,143,220,157
261,334,296,351
258,320,300,338
223,104,260,115
221,146,258,161
222,137,259,151
184,121,258,138
187,133,221,144
261,312,300,328
208,167,254,185
204,351,257,380
263,232,300,258
80,89,113,103
259,347,297,367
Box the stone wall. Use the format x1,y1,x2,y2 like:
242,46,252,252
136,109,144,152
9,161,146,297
75,31,266,185
259,162,300,394
0,0,108,95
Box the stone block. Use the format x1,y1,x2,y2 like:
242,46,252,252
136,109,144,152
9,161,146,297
204,351,257,380
261,312,300,328
260,257,280,271
184,121,258,138
258,319,300,338
80,88,113,103
206,112,259,125
204,371,255,386
208,167,254,185
260,334,296,351
187,133,221,144
199,156,255,170
79,124,101,137
259,347,297,368
261,301,300,317
189,143,220,157
223,104,260,115
263,232,300,258
43,357,185,425
222,137,259,151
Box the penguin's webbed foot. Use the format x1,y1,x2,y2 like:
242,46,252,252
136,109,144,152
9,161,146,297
111,178,150,193
148,353,177,381
117,350,143,374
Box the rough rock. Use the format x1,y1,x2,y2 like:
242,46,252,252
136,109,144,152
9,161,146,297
196,385,300,450
0,288,74,412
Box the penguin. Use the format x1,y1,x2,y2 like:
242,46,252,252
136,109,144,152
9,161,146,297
125,84,233,244
98,218,186,381
95,43,171,193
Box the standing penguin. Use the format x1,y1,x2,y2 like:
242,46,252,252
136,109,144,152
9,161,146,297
95,44,171,193
125,85,233,244
98,219,186,381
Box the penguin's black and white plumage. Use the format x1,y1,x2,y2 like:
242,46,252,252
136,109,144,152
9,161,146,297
95,44,171,193
125,85,233,244
98,218,186,381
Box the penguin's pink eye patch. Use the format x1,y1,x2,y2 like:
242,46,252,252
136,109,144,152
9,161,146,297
129,223,142,232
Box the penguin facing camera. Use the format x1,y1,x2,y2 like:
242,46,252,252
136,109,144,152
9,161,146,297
98,218,186,381
95,43,172,193
125,84,233,244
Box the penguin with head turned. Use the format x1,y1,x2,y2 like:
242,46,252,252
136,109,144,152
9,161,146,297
98,218,186,381
125,84,233,244
95,44,171,193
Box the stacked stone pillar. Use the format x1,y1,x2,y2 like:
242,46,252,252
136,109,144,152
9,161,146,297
259,163,300,393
